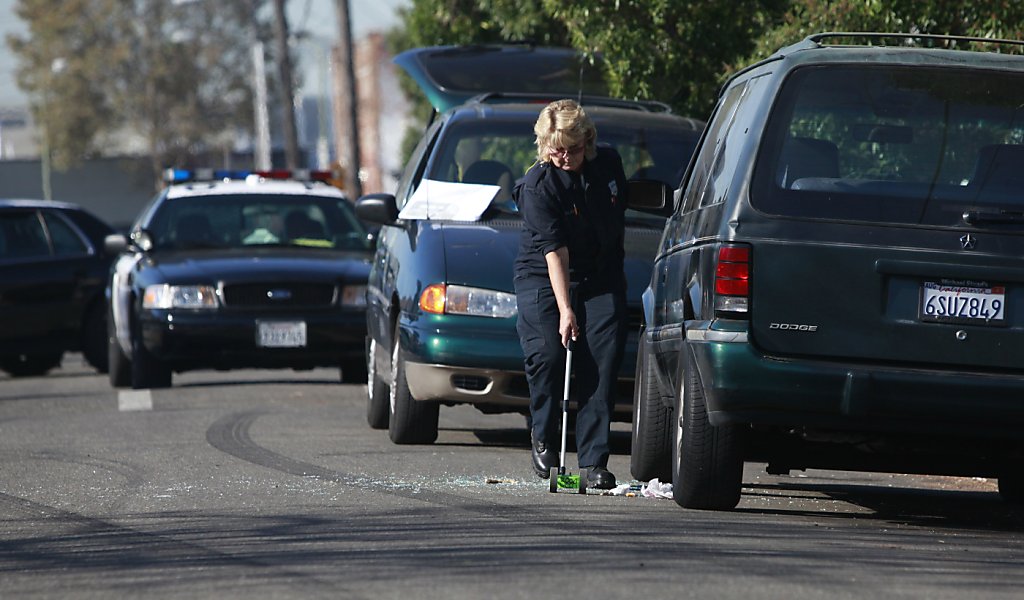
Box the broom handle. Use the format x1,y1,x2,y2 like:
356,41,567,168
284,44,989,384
560,343,573,471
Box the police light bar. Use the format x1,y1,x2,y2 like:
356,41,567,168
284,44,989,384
164,168,332,184
252,169,332,182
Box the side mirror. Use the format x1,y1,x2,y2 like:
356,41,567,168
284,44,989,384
627,179,673,217
130,229,155,252
103,233,128,255
355,193,400,226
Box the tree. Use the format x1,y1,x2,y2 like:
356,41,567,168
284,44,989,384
749,1,1024,62
544,0,787,118
390,0,787,127
8,0,261,186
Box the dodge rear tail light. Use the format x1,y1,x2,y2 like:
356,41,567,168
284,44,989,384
714,244,750,316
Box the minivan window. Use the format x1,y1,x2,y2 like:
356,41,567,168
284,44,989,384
751,65,1024,226
428,117,701,219
680,81,747,212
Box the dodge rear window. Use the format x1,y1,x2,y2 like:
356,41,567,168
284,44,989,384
751,65,1024,226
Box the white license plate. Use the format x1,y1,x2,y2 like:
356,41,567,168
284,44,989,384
257,321,307,347
919,281,1006,325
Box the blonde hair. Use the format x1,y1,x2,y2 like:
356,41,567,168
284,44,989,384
534,99,597,163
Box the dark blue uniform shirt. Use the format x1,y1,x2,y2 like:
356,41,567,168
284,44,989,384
513,146,629,291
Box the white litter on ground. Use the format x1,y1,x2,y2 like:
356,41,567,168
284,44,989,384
641,478,673,499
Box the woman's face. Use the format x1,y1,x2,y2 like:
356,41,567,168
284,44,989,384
547,142,585,172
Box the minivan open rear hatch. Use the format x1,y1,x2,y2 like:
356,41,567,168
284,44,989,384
394,45,608,113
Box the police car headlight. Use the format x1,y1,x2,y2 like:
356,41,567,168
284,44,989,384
443,285,517,318
142,284,219,309
341,284,367,307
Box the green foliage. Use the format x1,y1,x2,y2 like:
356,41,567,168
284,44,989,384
750,0,1024,62
8,0,258,180
390,0,787,126
544,0,787,118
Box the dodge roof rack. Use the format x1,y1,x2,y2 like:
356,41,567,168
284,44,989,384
807,32,1024,51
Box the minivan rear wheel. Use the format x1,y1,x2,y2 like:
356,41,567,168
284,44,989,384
672,347,744,510
630,339,673,482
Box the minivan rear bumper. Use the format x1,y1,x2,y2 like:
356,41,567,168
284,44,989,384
685,322,1024,440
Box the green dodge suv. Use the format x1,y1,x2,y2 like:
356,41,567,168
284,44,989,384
632,33,1024,510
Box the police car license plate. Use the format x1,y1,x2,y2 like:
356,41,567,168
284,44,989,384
257,321,307,347
919,280,1006,325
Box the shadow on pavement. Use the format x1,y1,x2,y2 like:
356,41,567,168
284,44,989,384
742,480,1024,530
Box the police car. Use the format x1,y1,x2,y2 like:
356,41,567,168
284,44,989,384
106,169,373,389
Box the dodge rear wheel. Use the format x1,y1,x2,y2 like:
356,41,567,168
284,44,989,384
672,346,744,510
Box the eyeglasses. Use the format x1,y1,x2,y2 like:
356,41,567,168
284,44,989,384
548,143,585,158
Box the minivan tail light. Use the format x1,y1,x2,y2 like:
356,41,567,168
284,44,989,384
714,244,750,316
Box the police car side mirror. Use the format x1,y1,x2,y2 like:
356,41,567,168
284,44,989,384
103,233,128,255
355,193,400,226
627,179,673,217
128,230,154,252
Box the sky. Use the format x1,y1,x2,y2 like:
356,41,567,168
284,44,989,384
0,0,410,109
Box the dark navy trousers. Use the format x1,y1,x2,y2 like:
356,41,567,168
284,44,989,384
515,280,627,469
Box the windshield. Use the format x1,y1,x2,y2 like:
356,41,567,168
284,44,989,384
752,65,1024,226
424,118,701,219
146,194,372,251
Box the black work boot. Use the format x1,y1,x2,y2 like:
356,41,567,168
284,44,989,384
585,466,616,490
531,434,557,478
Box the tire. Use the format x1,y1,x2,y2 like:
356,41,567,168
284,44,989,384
630,338,673,482
998,472,1024,504
365,337,390,429
107,312,131,388
82,301,109,373
130,327,171,389
0,352,63,377
387,334,439,444
672,346,744,510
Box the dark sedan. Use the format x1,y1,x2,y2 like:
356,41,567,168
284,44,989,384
0,199,116,376
106,170,373,389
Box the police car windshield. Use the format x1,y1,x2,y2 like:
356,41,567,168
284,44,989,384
146,195,370,251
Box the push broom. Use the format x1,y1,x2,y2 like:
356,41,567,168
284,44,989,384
549,340,587,494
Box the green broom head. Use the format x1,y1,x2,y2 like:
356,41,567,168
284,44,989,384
557,473,580,489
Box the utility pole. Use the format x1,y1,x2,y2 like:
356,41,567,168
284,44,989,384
252,41,272,170
271,0,300,169
333,0,362,198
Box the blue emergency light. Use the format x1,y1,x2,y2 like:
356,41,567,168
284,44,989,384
163,168,332,184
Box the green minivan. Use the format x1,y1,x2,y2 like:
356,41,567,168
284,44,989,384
633,33,1024,510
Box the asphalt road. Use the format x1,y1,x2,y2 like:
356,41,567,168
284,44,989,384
2,354,1023,599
